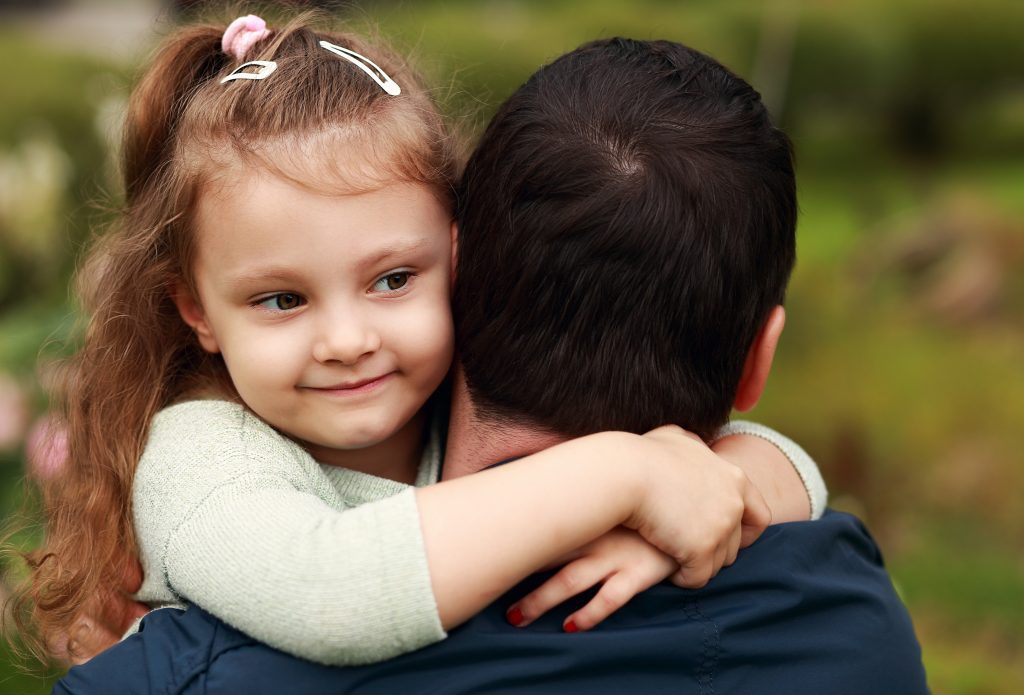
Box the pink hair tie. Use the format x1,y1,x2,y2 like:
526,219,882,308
221,14,270,61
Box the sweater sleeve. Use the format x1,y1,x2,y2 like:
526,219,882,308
133,401,445,666
711,420,829,520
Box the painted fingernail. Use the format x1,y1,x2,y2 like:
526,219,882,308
563,620,579,633
507,607,525,626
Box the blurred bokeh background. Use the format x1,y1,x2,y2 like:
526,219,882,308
0,0,1021,692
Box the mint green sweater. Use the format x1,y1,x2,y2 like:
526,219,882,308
131,399,827,666
132,400,445,666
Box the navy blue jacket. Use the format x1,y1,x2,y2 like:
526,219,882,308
56,511,929,694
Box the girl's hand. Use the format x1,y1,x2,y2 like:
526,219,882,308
419,424,769,633
624,425,771,589
504,426,770,632
505,527,675,632
57,558,149,665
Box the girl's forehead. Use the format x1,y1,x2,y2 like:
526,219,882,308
199,140,394,200
198,163,447,223
197,120,447,199
193,169,451,273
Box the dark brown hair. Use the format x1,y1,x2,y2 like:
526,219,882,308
453,37,796,440
6,10,460,665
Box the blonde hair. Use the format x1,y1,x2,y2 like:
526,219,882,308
5,10,462,664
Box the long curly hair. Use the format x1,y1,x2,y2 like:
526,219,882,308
3,8,462,665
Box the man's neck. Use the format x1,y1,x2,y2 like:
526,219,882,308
443,368,566,480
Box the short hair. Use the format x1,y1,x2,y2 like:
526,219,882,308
452,38,797,440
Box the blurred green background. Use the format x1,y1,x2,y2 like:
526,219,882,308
1,0,1022,692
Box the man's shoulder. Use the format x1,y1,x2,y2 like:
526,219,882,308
336,510,928,693
56,607,253,695
55,511,928,695
695,510,927,689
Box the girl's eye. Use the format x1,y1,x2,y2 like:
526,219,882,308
257,293,305,311
372,272,411,293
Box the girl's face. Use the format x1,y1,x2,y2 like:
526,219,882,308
178,168,454,466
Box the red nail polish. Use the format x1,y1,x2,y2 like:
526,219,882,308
563,620,579,633
507,607,525,626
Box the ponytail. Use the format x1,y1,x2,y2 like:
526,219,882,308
123,25,232,202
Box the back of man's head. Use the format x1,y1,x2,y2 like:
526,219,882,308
453,38,797,440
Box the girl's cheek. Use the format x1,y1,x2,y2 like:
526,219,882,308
229,326,303,366
396,297,454,361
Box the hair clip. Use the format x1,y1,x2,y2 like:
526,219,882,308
222,15,271,61
319,40,401,96
221,60,279,84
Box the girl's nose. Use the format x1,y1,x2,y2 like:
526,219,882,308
311,309,382,365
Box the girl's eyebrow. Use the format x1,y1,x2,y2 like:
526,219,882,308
357,237,433,270
223,266,305,290
222,238,434,290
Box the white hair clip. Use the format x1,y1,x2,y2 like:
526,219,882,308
221,60,278,84
319,40,401,96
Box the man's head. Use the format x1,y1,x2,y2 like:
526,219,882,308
453,38,796,440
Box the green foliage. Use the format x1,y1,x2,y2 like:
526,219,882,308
0,651,54,695
0,30,124,369
893,520,1024,694
893,519,1024,640
365,0,1024,163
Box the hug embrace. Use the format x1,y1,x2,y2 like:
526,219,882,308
6,9,927,694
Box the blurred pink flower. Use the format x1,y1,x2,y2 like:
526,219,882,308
0,373,30,450
26,416,69,479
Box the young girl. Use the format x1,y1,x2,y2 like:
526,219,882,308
10,12,825,667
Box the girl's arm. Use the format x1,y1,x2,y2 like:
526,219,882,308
134,402,766,666
416,424,766,629
507,421,828,631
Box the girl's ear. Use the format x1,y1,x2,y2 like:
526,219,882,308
733,305,785,412
171,282,220,354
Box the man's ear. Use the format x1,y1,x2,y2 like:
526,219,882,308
449,220,459,290
171,282,220,354
733,305,786,412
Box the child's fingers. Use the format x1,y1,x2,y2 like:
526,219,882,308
690,521,744,588
507,557,609,627
119,556,144,594
71,621,120,665
712,543,729,579
712,523,742,577
111,596,150,634
740,482,771,547
53,616,121,666
562,570,650,632
130,601,150,621
672,552,715,589
96,584,149,635
643,424,705,445
725,523,742,568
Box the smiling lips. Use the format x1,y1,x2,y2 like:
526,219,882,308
304,372,394,395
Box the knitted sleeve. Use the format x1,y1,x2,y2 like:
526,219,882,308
711,421,829,520
132,400,445,666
